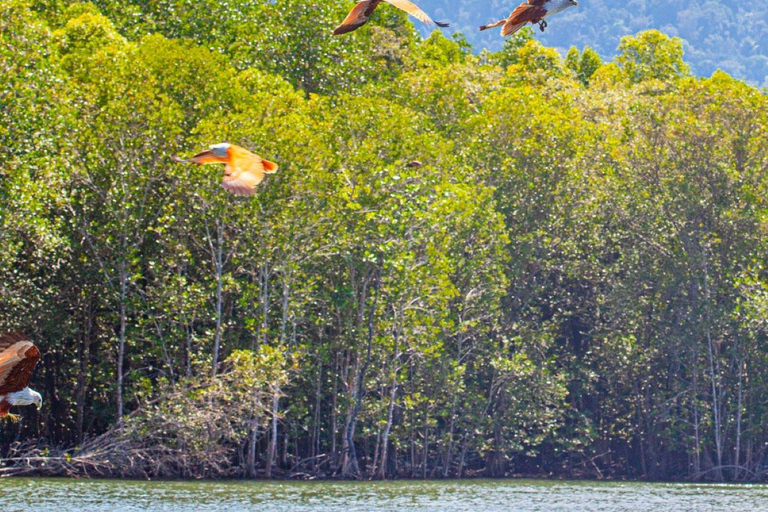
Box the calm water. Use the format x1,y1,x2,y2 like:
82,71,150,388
3,478,768,512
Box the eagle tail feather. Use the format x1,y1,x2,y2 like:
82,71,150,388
479,19,506,31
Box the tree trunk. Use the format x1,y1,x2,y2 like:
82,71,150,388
331,351,340,463
702,248,723,481
246,413,259,479
376,376,398,479
343,267,380,478
312,363,322,470
117,259,127,421
266,388,280,478
261,261,270,346
211,222,224,378
75,302,93,442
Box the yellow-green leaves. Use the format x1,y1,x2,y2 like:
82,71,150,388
617,30,691,84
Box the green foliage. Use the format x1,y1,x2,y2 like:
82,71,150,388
617,30,691,84
2,0,768,483
487,27,535,69
566,46,602,86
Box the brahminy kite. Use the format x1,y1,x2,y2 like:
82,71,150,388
173,143,278,197
0,332,42,423
480,0,578,36
334,0,448,35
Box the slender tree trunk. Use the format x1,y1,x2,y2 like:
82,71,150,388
312,363,322,470
702,249,723,480
423,419,429,479
184,321,193,379
280,271,290,345
735,355,744,480
376,309,402,480
458,431,468,478
376,375,398,479
371,382,384,479
331,352,339,462
246,411,259,479
693,371,702,476
211,222,224,378
117,259,127,421
261,261,270,346
266,388,280,478
443,332,466,478
343,267,380,478
75,302,93,442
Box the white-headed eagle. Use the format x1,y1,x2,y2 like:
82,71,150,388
333,0,449,36
173,143,279,197
0,332,42,423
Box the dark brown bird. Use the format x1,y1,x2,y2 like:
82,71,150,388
334,0,449,36
173,143,278,197
480,0,578,36
406,160,423,168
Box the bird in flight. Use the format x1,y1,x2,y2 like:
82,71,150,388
0,332,42,423
480,0,578,37
173,143,278,197
334,0,449,36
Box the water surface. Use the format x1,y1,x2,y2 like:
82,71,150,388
4,477,768,512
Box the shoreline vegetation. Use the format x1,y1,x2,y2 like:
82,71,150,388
3,0,768,483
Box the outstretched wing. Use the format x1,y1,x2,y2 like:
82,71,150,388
0,333,41,395
502,3,546,36
385,0,448,27
221,147,278,197
333,1,376,35
173,150,227,165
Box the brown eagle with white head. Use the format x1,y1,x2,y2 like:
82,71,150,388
0,332,42,423
173,143,278,197
480,0,578,36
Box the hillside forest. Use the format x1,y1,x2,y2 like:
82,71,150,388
2,0,768,482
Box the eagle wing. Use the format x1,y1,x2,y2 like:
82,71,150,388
384,0,441,26
333,1,377,35
0,333,41,395
221,146,278,197
172,149,227,165
503,2,547,36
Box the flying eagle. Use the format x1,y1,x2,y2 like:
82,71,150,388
173,143,278,197
480,0,578,36
0,332,42,423
333,0,449,36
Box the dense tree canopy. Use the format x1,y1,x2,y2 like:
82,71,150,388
1,0,768,482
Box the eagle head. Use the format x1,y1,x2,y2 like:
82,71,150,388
31,389,42,409
8,387,42,409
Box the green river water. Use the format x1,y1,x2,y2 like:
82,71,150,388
3,478,768,512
